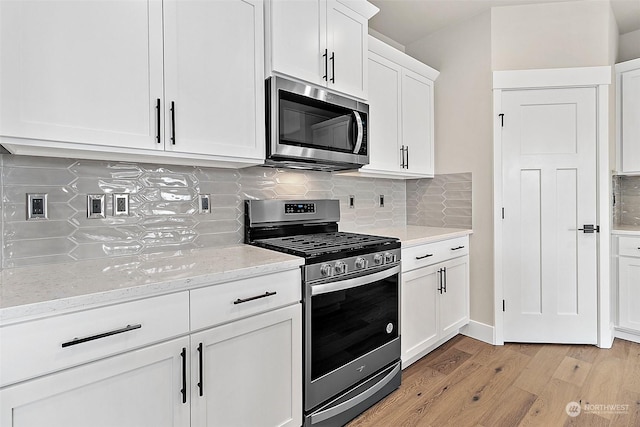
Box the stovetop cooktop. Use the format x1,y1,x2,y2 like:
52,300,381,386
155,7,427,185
253,231,399,260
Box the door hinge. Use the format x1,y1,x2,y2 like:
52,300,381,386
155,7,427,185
499,113,504,127
502,300,506,312
578,224,600,233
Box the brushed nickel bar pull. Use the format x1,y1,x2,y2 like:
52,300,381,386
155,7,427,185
61,324,142,348
323,49,328,81
415,253,434,260
155,98,161,143
170,101,176,145
233,291,277,305
451,246,465,251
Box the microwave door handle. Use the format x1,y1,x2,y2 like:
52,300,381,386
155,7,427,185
311,265,400,296
352,111,364,154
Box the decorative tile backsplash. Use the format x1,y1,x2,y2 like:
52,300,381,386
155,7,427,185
0,155,473,268
406,173,473,228
616,175,640,226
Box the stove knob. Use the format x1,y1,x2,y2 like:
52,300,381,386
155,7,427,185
320,264,332,277
334,261,347,275
384,252,396,264
355,257,367,269
373,254,384,265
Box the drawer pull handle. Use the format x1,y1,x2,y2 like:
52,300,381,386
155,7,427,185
415,253,434,260
451,246,465,251
233,291,277,305
61,324,142,348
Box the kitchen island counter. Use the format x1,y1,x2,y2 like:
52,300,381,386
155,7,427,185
0,245,303,323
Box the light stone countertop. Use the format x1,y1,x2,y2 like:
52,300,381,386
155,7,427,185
612,225,640,235
340,225,473,248
0,245,304,324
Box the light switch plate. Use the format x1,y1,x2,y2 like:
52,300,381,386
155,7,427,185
113,193,129,216
87,194,106,219
198,194,211,214
27,193,48,220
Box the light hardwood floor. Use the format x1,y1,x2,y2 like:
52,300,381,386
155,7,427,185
347,335,640,427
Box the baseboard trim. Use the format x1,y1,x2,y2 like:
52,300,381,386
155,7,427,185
615,328,640,344
460,320,495,345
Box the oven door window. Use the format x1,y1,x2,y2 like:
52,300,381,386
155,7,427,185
279,91,365,154
310,271,398,381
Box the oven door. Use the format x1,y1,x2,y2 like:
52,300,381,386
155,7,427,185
305,264,400,412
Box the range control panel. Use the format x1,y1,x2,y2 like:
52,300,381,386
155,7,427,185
285,203,316,214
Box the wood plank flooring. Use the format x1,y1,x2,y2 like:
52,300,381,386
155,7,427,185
347,336,640,427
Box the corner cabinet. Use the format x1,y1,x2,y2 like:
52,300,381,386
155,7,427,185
342,36,439,179
0,0,265,169
0,269,302,427
400,236,470,368
615,235,640,342
265,0,379,100
616,58,640,175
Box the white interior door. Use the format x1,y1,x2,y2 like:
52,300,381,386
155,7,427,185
501,87,598,344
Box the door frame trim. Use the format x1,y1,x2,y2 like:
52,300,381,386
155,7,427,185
492,66,613,348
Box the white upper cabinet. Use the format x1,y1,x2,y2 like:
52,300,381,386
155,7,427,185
265,0,378,100
616,58,640,175
345,36,439,179
163,0,264,161
0,0,265,168
0,0,164,150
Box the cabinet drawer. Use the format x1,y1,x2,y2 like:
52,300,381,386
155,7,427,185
619,236,640,258
0,292,189,387
402,236,469,273
190,269,302,331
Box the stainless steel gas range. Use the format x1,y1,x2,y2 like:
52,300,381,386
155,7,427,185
245,199,401,427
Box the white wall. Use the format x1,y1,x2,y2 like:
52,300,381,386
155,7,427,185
492,0,616,70
619,29,640,62
406,11,494,326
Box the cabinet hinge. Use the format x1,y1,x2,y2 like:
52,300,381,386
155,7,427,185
502,300,506,312
499,113,504,127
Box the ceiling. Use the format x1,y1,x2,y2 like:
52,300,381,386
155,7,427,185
368,0,640,47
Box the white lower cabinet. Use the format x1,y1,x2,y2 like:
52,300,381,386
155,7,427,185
191,304,302,427
616,235,640,338
401,237,470,368
0,336,191,427
0,269,303,427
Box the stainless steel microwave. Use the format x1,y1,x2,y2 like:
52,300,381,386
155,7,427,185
265,76,369,171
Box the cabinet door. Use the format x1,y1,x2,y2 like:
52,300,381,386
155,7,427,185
401,69,434,177
0,337,190,427
363,52,402,174
0,0,163,150
163,0,265,160
401,265,439,366
439,256,470,337
191,304,302,427
620,68,640,173
268,0,325,87
618,256,640,331
326,0,368,99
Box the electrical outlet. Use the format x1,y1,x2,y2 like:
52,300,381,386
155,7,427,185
379,195,385,207
27,193,48,220
87,194,106,219
199,194,211,214
113,194,129,216
349,195,355,208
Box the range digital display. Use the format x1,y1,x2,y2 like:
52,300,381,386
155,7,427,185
285,203,315,214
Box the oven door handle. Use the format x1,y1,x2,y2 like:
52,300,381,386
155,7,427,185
311,265,400,296
352,111,364,154
309,363,401,424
